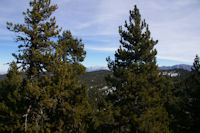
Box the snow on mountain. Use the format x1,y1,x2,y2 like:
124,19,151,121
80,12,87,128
162,71,179,77
159,64,192,71
86,66,108,72
0,64,192,74
86,64,192,72
0,72,6,75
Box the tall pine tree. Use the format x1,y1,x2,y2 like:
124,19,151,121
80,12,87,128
4,0,91,132
6,0,61,131
184,55,200,132
106,5,172,133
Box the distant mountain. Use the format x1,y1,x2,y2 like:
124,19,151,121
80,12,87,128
0,74,6,80
86,66,108,72
159,64,192,71
0,72,6,75
0,64,192,81
86,64,192,72
0,65,192,74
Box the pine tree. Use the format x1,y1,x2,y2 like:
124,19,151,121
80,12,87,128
192,55,200,72
0,62,24,132
7,0,61,80
184,55,200,132
39,30,91,132
106,5,172,133
5,0,91,132
6,0,61,132
167,55,200,133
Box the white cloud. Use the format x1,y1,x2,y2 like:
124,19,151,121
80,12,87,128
71,0,133,36
157,56,192,63
85,45,117,52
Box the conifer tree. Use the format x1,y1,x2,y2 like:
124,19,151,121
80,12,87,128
0,62,24,132
7,0,61,80
184,55,200,132
5,0,91,132
6,0,61,132
192,55,200,72
167,56,200,133
40,30,91,132
106,5,172,133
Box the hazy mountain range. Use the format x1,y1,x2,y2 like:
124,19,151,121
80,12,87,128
159,64,192,71
86,64,192,72
0,64,192,75
0,65,191,85
86,66,109,72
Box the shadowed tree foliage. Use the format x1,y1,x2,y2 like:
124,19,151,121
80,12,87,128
0,62,24,132
39,30,91,132
183,55,200,133
106,5,173,133
170,55,200,133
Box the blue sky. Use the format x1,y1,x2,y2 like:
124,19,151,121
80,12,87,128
0,0,200,73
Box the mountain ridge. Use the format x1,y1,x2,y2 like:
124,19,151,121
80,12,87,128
86,64,192,72
159,64,192,71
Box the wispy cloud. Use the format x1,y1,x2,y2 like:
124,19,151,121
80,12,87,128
69,0,133,36
157,56,192,63
85,45,117,52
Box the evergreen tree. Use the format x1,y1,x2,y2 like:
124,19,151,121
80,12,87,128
106,5,172,133
6,0,61,131
0,62,24,132
5,0,91,132
192,55,200,72
167,55,200,133
40,30,91,132
184,55,200,132
7,0,61,80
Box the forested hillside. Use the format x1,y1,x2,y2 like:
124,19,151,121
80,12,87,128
78,69,190,88
0,69,190,88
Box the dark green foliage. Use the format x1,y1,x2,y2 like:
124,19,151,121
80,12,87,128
7,0,61,79
57,30,86,64
184,55,200,132
78,70,112,87
0,62,24,132
2,0,91,132
168,55,200,133
88,86,106,110
0,74,6,80
79,71,114,133
39,30,91,132
192,55,200,72
5,0,62,131
105,5,173,133
87,88,114,133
